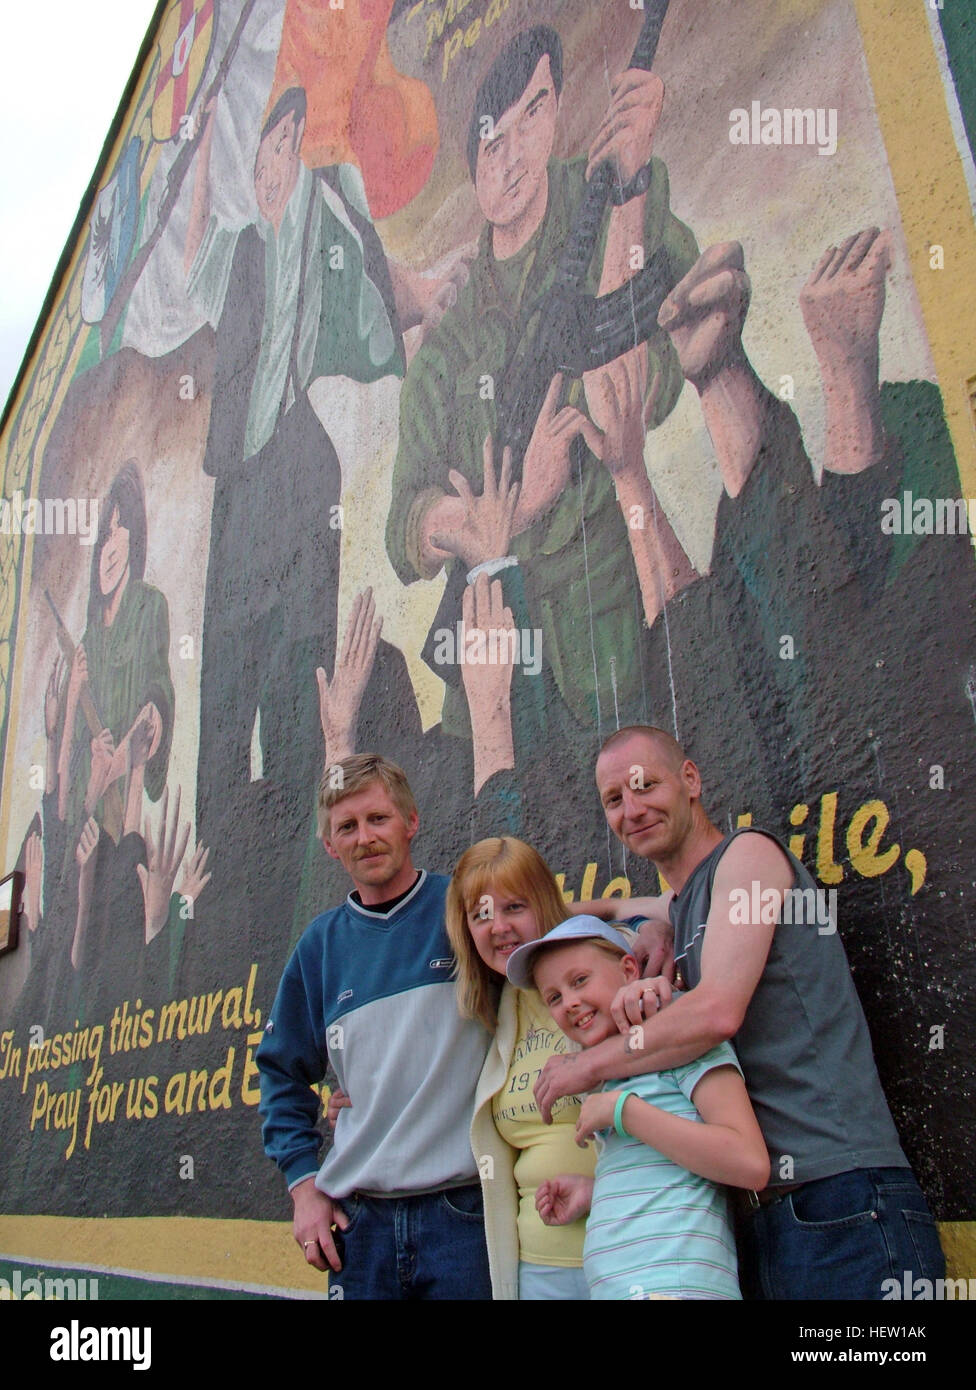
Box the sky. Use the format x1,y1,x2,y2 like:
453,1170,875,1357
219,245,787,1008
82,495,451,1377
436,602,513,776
0,1,161,415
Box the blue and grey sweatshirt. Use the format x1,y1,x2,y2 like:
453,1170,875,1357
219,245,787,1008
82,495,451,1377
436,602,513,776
257,871,490,1199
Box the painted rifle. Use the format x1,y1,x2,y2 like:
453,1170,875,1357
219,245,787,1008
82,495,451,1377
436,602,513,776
494,0,673,470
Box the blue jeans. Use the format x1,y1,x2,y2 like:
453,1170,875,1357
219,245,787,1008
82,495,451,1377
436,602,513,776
327,1185,492,1300
735,1167,945,1300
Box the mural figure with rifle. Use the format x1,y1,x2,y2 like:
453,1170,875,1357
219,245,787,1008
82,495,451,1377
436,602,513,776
387,7,698,792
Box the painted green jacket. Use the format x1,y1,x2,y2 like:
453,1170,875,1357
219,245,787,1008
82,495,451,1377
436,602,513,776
64,579,174,849
386,155,698,733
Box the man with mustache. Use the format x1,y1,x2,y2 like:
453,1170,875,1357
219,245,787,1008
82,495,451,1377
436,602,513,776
257,752,492,1300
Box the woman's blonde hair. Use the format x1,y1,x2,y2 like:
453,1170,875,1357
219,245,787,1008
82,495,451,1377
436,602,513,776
447,838,568,1031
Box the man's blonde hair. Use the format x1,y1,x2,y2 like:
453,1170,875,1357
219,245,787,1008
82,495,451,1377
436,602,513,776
317,753,417,839
597,724,687,772
446,838,568,1031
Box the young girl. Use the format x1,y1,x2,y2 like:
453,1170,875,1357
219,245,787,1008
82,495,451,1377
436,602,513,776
509,918,770,1300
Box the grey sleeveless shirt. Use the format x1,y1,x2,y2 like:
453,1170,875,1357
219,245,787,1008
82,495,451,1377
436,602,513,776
670,828,908,1185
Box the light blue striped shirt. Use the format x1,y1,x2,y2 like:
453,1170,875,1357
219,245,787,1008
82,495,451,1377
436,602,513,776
584,1042,743,1300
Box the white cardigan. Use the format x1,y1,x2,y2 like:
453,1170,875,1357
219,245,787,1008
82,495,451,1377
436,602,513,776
470,981,523,1300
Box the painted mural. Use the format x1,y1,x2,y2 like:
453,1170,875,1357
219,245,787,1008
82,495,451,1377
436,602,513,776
0,0,974,1242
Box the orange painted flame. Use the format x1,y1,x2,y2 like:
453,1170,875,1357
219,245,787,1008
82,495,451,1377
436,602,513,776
269,0,438,219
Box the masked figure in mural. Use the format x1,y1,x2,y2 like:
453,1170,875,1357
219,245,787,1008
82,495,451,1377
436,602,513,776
386,26,699,834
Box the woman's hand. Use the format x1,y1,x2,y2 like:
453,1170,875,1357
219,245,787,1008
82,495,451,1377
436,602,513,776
326,1085,352,1129
137,785,191,944
177,842,212,916
575,1091,618,1147
24,832,44,935
536,1174,594,1226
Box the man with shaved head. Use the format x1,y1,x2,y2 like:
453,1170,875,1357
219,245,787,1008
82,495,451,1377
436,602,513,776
534,725,944,1300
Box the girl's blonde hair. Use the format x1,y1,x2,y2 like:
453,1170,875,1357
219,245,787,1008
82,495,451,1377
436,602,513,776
530,936,631,992
446,838,567,1031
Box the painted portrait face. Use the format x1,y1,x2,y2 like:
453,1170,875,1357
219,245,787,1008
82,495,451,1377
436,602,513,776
466,883,541,977
98,506,131,598
254,110,304,225
324,780,419,901
474,54,559,236
596,733,699,863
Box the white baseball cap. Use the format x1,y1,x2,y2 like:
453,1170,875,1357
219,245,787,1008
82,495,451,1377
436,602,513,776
505,915,634,990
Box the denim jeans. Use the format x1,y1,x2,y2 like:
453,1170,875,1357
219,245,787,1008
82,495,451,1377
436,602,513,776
735,1167,945,1300
327,1185,492,1300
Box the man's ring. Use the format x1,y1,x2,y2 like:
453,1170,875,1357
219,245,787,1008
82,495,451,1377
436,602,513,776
303,1239,316,1250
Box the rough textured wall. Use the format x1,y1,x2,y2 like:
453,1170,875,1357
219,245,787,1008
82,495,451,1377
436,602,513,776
0,0,973,1291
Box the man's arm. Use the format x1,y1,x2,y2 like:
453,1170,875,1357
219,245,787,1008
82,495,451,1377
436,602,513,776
534,833,793,1121
257,951,347,1273
385,340,460,583
585,73,698,437
589,70,664,301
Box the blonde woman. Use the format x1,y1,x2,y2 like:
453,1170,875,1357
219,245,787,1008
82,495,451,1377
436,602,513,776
446,837,669,1301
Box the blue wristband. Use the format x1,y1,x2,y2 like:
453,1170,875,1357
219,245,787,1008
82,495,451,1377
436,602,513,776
613,1091,633,1139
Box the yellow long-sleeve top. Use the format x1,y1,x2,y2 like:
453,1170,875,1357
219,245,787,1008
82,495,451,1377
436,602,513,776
472,982,596,1298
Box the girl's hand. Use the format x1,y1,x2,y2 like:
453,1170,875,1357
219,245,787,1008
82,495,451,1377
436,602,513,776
575,1091,619,1147
536,1174,594,1226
